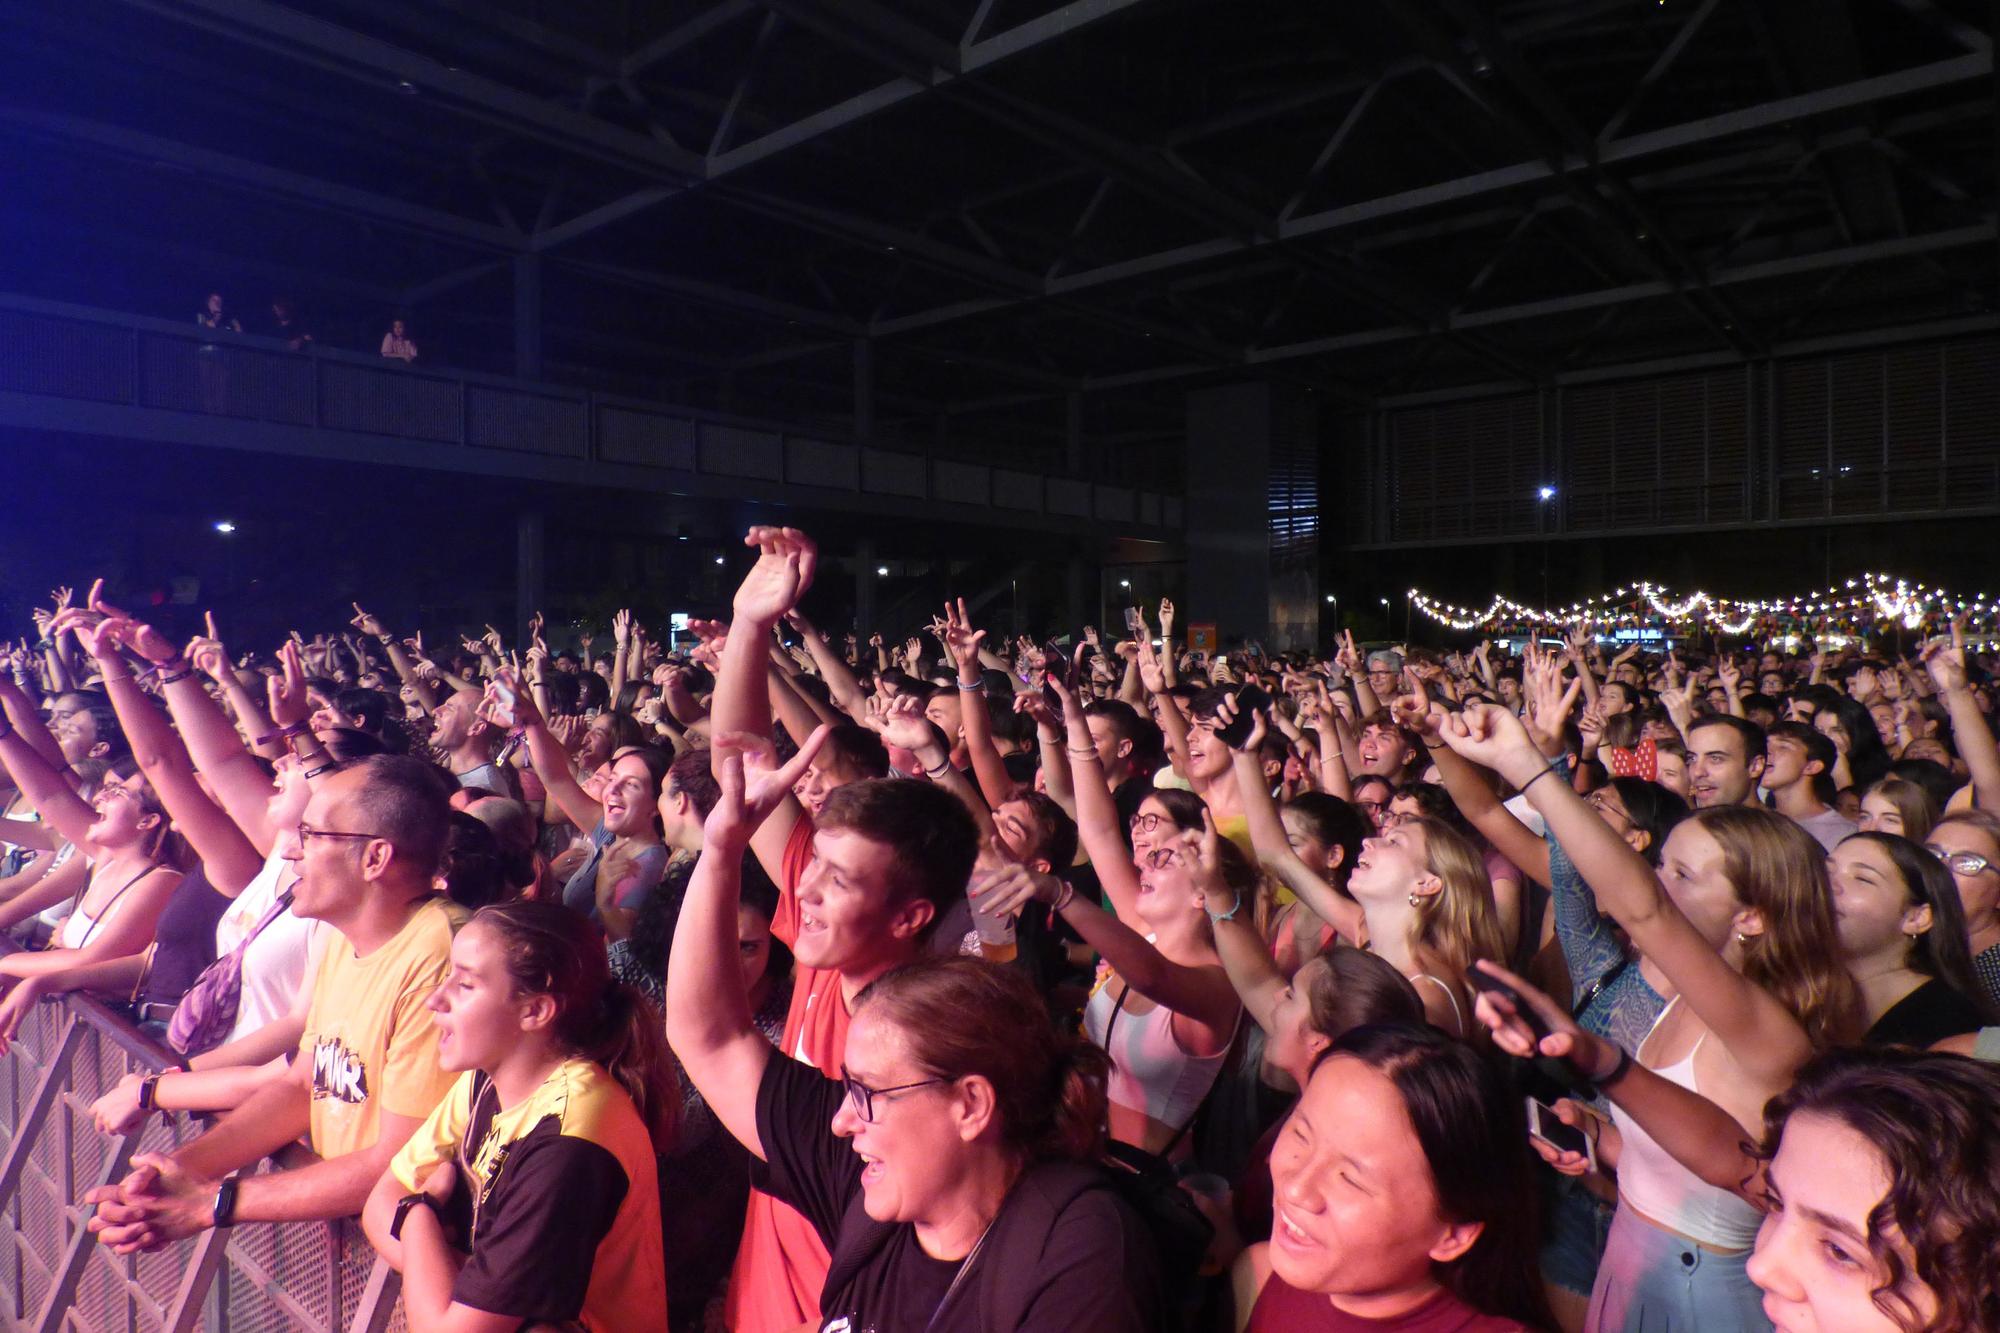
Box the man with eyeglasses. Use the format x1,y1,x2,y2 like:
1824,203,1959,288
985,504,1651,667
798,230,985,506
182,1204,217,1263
87,755,464,1255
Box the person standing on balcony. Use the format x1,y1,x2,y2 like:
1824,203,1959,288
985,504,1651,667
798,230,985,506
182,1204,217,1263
380,317,420,364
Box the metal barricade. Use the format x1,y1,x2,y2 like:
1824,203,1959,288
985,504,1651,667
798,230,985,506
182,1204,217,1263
0,985,402,1333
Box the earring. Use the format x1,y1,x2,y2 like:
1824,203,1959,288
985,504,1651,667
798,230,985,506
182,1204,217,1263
1408,891,1420,908
1735,932,1750,945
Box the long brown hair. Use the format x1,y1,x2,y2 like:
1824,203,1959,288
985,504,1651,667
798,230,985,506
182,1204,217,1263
1695,806,1863,1047
472,899,677,1151
855,957,1108,1163
1760,1048,2000,1332
1407,817,1507,998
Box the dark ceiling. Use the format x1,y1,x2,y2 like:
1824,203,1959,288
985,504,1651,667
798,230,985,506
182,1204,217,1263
1,0,1992,479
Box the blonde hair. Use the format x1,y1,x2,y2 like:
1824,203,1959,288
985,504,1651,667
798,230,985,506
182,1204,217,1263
1407,817,1508,997
1695,807,1863,1047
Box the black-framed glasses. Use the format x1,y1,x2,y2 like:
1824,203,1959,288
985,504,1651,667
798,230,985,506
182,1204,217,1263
297,822,386,849
1926,845,1996,878
1129,812,1169,834
840,1066,950,1123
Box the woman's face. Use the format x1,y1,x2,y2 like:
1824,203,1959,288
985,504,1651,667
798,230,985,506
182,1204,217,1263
1650,750,1689,799
266,755,314,826
1856,792,1905,836
307,689,342,736
1133,842,1204,931
1352,780,1393,832
1347,823,1430,905
1656,822,1748,954
1268,1055,1475,1302
88,771,155,848
1827,838,1923,961
1264,956,1331,1085
577,716,618,770
1181,718,1232,781
737,903,774,993
1280,807,1333,877
831,1009,973,1227
1747,1112,1934,1333
1815,709,1851,753
1925,821,1999,930
600,753,657,838
429,921,532,1074
1128,796,1179,860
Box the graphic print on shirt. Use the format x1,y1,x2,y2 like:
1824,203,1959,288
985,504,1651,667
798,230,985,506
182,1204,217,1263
311,1035,370,1104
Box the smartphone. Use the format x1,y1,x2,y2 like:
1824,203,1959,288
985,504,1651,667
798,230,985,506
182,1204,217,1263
490,678,518,727
1124,606,1144,634
1212,683,1271,749
1527,1098,1596,1170
1042,639,1071,713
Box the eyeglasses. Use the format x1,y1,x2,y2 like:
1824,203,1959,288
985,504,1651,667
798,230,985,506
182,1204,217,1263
840,1066,950,1123
1378,809,1417,828
1129,812,1169,834
1926,845,1996,878
1586,790,1630,823
297,822,386,849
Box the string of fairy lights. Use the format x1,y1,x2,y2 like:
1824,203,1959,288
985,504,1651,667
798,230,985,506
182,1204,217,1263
1407,573,1997,643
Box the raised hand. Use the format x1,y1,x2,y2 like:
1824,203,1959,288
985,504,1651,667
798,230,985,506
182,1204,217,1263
1213,691,1268,754
1523,656,1582,759
1922,620,1969,694
967,859,1061,920
85,587,179,666
267,640,311,727
1014,691,1060,735
706,727,829,847
350,602,389,637
1715,659,1741,695
732,526,818,626
865,693,937,752
1389,667,1441,740
942,598,986,673
1436,699,1541,772
1157,598,1175,636
482,624,505,656
1469,959,1621,1084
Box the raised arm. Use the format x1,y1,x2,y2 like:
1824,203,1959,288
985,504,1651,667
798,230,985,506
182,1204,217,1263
1050,674,1144,922
0,694,99,846
491,671,601,833
81,611,264,892
1925,626,2000,812
787,612,868,718
1440,702,1812,1085
666,732,823,1162
713,527,817,886
1217,699,1364,945
940,600,1015,810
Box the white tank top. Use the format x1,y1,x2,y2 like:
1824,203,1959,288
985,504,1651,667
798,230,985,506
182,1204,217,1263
214,850,322,1042
1609,997,1764,1249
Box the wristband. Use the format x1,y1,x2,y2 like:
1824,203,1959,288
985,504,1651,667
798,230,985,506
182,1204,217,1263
137,1074,160,1112
1594,1046,1635,1091
955,680,986,693
1204,891,1241,924
388,1192,437,1242
1066,746,1098,758
1520,761,1564,795
211,1176,240,1230
924,757,954,778
158,665,195,687
1049,881,1076,915
302,763,336,780
277,722,309,739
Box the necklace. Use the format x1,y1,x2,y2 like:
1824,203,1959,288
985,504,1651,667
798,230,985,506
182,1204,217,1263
923,1213,998,1333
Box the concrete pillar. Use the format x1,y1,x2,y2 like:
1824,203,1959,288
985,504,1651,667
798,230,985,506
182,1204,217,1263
1185,381,1319,651
516,510,545,643
512,254,542,379
856,539,877,637
853,339,875,442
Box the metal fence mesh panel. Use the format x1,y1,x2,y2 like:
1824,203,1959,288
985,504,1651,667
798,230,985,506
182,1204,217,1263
0,310,132,404
0,980,403,1333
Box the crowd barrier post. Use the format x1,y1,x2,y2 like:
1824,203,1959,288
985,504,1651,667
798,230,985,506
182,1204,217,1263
0,949,404,1333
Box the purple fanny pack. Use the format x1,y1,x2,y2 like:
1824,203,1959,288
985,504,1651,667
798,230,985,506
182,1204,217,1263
168,888,292,1056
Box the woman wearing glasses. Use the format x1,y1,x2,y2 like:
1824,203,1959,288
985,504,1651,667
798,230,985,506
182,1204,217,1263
1925,810,2000,1012
670,738,1161,1332
1827,832,1990,1046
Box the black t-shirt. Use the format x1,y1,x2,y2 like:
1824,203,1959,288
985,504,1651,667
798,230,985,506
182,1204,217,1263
754,1054,1158,1333
1864,977,1985,1047
143,866,229,1006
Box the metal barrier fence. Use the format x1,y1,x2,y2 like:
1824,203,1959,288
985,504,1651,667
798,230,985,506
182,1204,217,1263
0,983,401,1333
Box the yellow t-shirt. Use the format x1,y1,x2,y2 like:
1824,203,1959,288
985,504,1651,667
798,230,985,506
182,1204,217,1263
299,895,465,1160
391,1059,668,1333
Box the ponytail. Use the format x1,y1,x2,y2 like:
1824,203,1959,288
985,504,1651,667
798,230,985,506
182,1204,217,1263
1044,1039,1111,1162
583,980,679,1153
471,899,678,1152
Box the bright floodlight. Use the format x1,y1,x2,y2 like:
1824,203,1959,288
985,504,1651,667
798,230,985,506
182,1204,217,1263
876,565,889,576
213,520,236,534
1537,485,1558,501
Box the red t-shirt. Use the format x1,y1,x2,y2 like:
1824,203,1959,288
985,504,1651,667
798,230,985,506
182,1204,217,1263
726,814,846,1333
1247,1279,1533,1332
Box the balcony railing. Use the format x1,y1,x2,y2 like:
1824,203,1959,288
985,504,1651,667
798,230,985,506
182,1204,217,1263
0,293,1181,535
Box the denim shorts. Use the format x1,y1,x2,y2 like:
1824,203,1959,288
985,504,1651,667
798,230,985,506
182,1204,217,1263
1541,1172,1615,1297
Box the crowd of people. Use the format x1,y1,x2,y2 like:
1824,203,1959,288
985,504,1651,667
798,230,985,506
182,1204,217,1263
0,536,1997,1333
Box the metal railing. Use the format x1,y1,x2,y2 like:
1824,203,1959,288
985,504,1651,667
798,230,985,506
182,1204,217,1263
0,292,1182,535
0,977,401,1333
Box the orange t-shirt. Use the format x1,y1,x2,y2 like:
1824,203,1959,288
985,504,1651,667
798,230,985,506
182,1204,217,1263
725,814,848,1333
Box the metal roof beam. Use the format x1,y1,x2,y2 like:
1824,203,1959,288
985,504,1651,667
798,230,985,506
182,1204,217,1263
866,54,1990,341
0,108,520,250
113,0,707,183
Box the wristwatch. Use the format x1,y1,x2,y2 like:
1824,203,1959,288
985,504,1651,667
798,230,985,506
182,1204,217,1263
211,1175,240,1229
389,1192,439,1241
